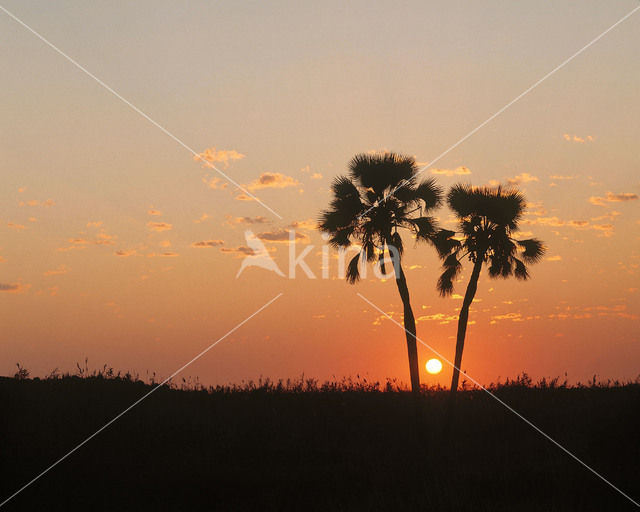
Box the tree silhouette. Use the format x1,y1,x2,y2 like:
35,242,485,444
319,152,451,393
438,184,545,398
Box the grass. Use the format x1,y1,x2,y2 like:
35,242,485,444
1,364,639,511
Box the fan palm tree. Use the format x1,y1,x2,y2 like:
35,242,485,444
438,184,545,398
319,152,453,394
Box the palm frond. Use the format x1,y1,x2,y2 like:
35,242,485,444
437,265,458,297
406,216,437,242
413,178,443,210
513,257,529,280
346,252,361,284
349,152,417,194
516,238,546,263
430,229,460,258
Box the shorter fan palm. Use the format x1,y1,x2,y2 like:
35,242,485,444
319,152,450,393
438,184,545,398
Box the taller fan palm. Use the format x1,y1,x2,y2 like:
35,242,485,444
438,184,545,398
319,152,450,394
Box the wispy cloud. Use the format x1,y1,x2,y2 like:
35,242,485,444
44,265,70,276
148,209,162,216
235,193,254,201
220,246,255,257
286,219,317,231
115,249,137,257
257,229,309,243
430,166,471,177
58,230,117,251
191,240,224,248
204,177,228,190
19,199,55,207
589,192,638,206
507,173,538,185
563,134,593,143
0,282,30,294
194,147,245,168
227,216,268,225
7,222,26,231
549,175,577,181
147,222,173,232
247,172,299,191
522,216,614,236
193,214,210,224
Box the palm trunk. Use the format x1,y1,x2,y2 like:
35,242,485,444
393,261,420,394
450,255,484,398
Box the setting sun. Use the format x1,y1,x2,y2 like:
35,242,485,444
426,359,443,375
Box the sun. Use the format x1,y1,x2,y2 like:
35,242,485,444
425,358,443,375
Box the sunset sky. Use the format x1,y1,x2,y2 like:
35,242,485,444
1,1,639,387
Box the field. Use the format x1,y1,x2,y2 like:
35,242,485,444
1,369,639,511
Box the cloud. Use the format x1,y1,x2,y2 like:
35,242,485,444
549,175,577,181
205,177,228,190
257,229,309,243
58,230,117,251
490,312,523,323
228,216,268,225
193,214,210,224
589,192,638,206
591,224,614,237
146,252,179,258
247,172,299,191
546,255,562,262
430,166,471,177
525,201,546,216
220,246,255,257
44,265,70,276
148,209,162,216
7,222,26,231
415,313,459,325
147,222,172,232
194,147,245,168
0,282,29,293
522,216,614,236
191,240,224,248
311,173,323,180
286,219,317,231
87,221,103,228
507,173,538,185
235,193,254,201
563,134,593,143
591,211,621,222
115,249,137,257
19,199,55,207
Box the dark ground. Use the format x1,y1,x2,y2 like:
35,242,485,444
1,372,639,511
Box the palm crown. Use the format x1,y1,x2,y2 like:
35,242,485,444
319,152,448,280
438,184,545,295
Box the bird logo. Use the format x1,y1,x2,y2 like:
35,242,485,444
236,230,285,278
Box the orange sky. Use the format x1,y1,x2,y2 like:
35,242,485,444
1,1,638,387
